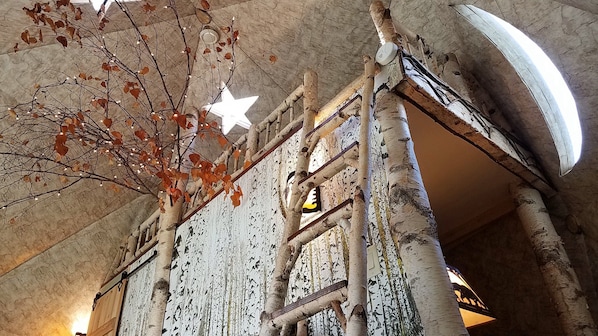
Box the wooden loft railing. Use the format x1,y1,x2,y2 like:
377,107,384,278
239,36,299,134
106,70,368,279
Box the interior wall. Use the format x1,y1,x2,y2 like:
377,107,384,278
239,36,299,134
118,253,157,335
117,113,425,335
445,211,565,336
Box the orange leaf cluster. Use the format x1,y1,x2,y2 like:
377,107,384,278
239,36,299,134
123,81,141,99
21,1,82,49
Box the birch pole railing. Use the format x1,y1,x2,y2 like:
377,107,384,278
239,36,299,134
106,68,370,285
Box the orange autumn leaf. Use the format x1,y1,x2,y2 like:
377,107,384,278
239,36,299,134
231,186,243,207
217,135,228,147
21,30,30,44
269,54,277,63
200,0,210,10
224,52,232,60
102,118,112,129
130,88,141,99
56,35,67,47
54,133,69,156
139,66,149,75
143,2,156,12
134,129,148,140
189,153,201,166
232,149,241,159
243,160,252,169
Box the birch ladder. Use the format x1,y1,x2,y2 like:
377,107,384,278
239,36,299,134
259,56,375,336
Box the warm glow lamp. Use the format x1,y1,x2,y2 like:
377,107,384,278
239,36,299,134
447,265,496,328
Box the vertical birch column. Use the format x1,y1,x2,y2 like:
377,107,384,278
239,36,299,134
146,113,198,336
511,184,598,336
260,71,318,336
375,91,468,336
345,55,375,335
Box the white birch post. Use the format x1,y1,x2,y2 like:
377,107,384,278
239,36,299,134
511,184,598,336
345,55,375,335
146,113,198,336
260,71,318,336
375,91,468,336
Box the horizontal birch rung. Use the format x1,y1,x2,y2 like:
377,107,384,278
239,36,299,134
270,280,348,328
307,95,361,147
287,199,353,245
298,142,359,193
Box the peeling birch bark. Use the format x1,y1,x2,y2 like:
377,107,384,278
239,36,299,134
146,113,198,336
260,71,318,336
511,184,598,336
375,91,468,336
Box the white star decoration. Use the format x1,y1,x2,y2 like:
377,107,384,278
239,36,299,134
203,84,258,135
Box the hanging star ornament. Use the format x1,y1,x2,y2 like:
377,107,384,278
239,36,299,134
203,83,258,135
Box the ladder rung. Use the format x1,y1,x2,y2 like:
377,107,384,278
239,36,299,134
298,142,359,193
288,199,353,245
306,95,361,145
270,280,348,328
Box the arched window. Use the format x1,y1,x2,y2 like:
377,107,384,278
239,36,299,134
454,5,582,175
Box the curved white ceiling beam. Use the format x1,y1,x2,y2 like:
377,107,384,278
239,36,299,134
454,4,582,175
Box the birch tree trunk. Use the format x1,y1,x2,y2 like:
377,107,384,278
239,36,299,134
146,112,198,336
146,186,186,336
511,184,598,336
375,91,468,336
259,71,318,336
345,55,375,336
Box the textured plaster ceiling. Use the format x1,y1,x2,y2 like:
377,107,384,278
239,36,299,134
0,0,597,335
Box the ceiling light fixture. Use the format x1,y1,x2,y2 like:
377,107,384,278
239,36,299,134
200,27,220,45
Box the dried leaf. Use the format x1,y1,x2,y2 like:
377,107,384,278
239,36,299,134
21,30,30,44
56,35,67,48
75,7,82,20
102,118,112,129
139,66,149,75
189,153,201,166
160,101,167,108
79,72,87,79
232,149,241,159
224,52,232,60
7,109,17,119
231,186,242,207
23,175,31,183
143,2,156,12
65,26,75,39
203,48,211,54
200,0,210,10
269,54,277,63
141,34,149,41
217,135,228,147
134,129,147,140
130,88,141,99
